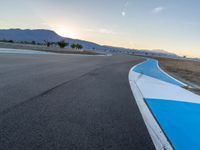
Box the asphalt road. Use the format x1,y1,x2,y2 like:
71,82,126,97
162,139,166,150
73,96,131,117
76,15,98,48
0,52,155,150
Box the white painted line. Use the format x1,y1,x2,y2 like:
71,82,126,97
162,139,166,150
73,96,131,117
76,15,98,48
129,59,200,150
134,71,200,104
129,64,173,150
156,60,187,87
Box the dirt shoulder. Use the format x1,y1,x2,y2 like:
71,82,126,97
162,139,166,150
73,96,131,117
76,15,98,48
157,57,200,95
0,42,100,55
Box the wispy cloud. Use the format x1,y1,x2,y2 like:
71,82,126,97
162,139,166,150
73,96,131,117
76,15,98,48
121,1,129,17
152,6,165,13
99,28,116,34
121,11,126,17
124,1,129,7
185,22,200,26
84,28,116,35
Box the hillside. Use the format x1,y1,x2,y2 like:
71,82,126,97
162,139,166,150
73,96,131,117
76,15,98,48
0,29,178,57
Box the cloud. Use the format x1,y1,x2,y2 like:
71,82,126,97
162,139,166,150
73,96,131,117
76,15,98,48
152,6,165,13
124,1,129,7
121,11,126,17
99,28,115,34
185,22,200,26
84,28,116,35
121,1,129,17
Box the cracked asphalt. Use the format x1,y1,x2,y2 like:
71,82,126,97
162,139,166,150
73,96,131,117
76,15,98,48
0,52,155,150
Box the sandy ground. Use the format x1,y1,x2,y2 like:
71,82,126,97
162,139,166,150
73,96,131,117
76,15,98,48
0,42,98,55
158,57,200,95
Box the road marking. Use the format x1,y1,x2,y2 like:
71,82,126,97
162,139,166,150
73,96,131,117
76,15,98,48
129,63,173,150
129,59,200,150
133,59,186,87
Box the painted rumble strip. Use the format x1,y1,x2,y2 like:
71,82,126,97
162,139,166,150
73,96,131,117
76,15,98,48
133,59,186,87
129,59,200,150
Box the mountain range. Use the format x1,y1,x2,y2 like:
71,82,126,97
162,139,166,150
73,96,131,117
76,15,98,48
0,29,177,57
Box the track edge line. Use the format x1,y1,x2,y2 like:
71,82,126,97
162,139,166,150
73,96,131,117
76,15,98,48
128,63,173,150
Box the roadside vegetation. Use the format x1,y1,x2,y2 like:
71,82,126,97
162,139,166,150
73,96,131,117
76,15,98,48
71,43,83,50
0,39,84,50
58,40,69,48
0,39,14,43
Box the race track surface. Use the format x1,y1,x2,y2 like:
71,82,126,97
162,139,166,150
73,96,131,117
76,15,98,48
0,52,155,150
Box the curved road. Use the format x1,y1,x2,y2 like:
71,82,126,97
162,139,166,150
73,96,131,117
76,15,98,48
0,52,155,150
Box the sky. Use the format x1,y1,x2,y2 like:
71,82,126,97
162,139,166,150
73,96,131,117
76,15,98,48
0,0,200,57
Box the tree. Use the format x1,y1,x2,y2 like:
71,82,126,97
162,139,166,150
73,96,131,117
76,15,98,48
47,42,51,47
71,44,83,50
44,40,52,47
76,44,83,50
32,41,36,45
71,43,76,49
24,41,29,44
58,40,68,48
8,40,14,43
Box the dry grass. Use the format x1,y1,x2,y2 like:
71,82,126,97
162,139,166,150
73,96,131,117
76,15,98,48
158,57,200,95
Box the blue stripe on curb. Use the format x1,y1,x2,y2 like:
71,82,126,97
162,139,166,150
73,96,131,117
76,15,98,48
145,98,200,150
133,59,184,87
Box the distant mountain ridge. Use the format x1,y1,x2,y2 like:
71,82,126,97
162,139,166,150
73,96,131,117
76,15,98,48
0,29,103,50
142,49,177,56
0,29,178,57
0,29,63,42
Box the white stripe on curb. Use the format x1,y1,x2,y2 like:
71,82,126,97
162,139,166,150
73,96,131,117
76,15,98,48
129,59,200,150
156,60,187,87
129,62,173,150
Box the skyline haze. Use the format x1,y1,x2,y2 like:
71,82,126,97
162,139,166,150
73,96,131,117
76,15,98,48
0,0,200,57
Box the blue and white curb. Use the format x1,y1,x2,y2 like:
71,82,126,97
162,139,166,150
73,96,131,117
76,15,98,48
129,59,200,150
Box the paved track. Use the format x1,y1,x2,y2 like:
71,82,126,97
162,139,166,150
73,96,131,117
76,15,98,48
0,52,155,150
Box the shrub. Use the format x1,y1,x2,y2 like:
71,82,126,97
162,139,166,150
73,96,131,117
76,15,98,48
44,40,52,47
71,43,83,50
32,41,36,45
8,40,14,43
77,44,83,50
58,40,68,48
47,42,51,47
71,43,76,49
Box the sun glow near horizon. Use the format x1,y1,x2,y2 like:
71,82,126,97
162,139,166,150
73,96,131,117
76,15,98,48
55,27,77,39
48,23,78,39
